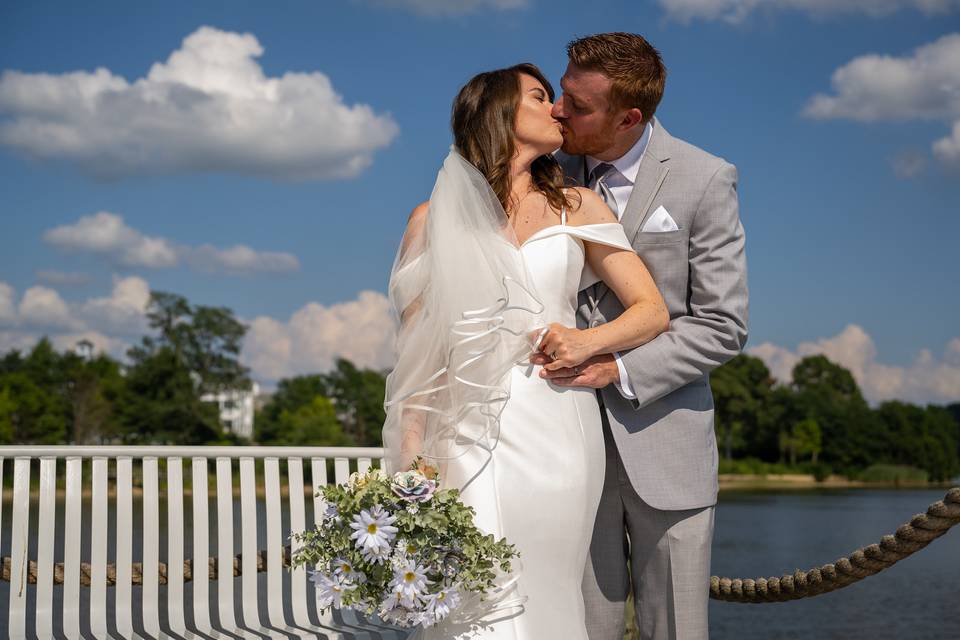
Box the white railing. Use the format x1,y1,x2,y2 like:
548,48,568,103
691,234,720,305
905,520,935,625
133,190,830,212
0,445,408,639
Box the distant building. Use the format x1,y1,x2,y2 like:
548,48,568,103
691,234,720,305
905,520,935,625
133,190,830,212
201,382,259,440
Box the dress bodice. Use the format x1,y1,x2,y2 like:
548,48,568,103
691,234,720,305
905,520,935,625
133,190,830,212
519,221,632,327
389,219,632,329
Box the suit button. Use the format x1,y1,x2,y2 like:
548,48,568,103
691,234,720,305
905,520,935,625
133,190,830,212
589,320,599,328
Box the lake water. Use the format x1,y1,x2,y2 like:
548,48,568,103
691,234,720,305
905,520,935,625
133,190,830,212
1,487,957,638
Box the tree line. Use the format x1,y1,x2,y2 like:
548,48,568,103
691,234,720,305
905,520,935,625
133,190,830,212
1,290,957,481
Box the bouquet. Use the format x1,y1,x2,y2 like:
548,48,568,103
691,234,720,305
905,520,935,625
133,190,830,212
290,459,519,629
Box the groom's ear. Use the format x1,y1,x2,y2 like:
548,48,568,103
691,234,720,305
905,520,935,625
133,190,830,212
617,107,644,131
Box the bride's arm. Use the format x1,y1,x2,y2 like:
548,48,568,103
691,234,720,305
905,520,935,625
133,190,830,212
538,189,669,370
394,201,430,468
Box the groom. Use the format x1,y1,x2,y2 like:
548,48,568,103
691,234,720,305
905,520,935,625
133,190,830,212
535,33,749,639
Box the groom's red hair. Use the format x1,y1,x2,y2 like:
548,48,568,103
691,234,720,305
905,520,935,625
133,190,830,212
567,32,667,125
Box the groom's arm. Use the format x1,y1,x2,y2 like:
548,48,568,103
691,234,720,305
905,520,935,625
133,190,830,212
618,161,748,409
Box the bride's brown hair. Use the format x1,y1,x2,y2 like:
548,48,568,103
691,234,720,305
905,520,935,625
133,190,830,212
451,63,578,217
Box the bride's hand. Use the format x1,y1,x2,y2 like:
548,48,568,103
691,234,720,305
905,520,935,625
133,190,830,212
536,323,597,371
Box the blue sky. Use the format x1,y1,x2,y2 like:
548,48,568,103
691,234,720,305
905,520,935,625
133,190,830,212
1,0,958,404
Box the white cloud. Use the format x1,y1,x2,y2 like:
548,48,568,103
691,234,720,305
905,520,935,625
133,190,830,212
748,324,960,405
0,26,399,181
243,290,395,382
18,286,81,330
803,33,960,171
43,211,300,275
0,277,397,385
35,269,91,286
0,282,17,325
184,243,300,275
80,275,151,336
44,211,178,268
658,0,959,23
368,0,529,16
803,34,960,122
0,277,148,359
932,121,960,166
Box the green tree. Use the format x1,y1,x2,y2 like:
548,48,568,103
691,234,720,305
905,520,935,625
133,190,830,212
876,401,959,482
64,353,125,444
0,386,15,442
130,291,250,394
323,359,387,446
119,347,223,444
271,396,352,446
792,418,822,464
711,354,774,460
791,355,880,475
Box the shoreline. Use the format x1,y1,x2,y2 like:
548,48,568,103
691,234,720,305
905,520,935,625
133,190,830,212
718,473,954,491
2,475,955,500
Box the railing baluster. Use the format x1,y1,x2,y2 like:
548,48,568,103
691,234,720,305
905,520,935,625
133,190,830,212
357,457,372,474
166,456,187,637
36,457,57,638
334,457,351,485
264,456,286,629
8,457,31,637
311,456,349,638
287,456,312,630
216,456,238,632
115,457,134,637
0,445,387,639
142,456,161,637
331,457,374,638
239,456,261,631
191,457,212,633
62,457,82,639
89,457,108,637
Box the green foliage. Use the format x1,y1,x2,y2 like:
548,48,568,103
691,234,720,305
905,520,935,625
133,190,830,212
874,402,959,481
255,360,387,447
129,290,250,394
790,355,883,472
708,354,959,482
267,395,352,446
857,464,929,484
118,346,224,444
290,466,518,621
711,354,773,460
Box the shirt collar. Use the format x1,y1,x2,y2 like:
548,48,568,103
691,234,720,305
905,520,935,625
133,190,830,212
585,120,654,184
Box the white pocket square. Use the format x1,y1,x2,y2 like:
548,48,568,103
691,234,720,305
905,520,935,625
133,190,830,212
641,205,680,232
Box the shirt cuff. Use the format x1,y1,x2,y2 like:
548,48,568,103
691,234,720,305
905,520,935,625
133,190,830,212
612,351,637,399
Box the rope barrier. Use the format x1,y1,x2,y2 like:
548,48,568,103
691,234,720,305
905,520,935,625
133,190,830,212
2,486,958,603
710,486,960,602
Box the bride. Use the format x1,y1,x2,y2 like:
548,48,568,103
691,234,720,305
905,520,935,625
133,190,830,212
382,63,669,639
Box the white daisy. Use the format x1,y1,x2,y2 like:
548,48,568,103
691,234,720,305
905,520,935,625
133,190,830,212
309,570,355,610
423,585,461,626
331,557,366,583
389,559,430,608
349,504,398,564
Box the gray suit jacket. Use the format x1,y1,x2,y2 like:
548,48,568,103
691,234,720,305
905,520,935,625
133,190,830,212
558,118,749,511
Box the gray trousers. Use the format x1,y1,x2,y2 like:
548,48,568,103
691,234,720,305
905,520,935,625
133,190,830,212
582,418,715,640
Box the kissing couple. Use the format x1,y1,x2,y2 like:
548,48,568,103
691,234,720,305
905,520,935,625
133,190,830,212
383,31,749,640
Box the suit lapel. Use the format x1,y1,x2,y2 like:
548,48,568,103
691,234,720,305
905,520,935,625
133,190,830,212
595,118,673,306
620,118,672,242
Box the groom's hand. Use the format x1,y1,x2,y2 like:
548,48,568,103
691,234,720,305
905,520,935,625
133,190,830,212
530,353,622,389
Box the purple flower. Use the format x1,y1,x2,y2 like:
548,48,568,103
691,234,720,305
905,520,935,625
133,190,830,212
391,470,438,503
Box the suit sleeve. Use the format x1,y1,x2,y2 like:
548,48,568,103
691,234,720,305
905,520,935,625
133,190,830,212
618,161,749,409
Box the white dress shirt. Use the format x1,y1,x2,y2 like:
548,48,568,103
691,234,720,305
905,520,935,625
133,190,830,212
585,120,654,400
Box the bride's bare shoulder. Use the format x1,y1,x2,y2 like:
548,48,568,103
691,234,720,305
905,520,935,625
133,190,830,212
408,201,429,224
563,187,617,226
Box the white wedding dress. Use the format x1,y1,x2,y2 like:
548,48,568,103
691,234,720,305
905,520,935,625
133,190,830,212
414,211,634,640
